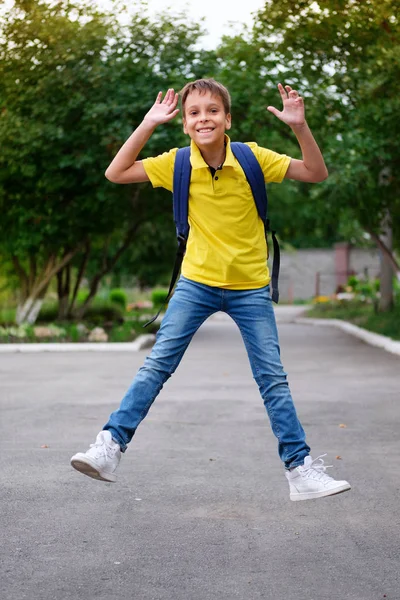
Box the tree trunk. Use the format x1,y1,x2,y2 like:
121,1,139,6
13,249,78,325
71,222,143,319
57,264,71,320
365,226,400,308
16,297,43,325
16,284,49,324
366,227,400,276
68,241,90,317
378,212,394,312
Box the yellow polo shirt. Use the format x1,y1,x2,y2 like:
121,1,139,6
142,136,290,289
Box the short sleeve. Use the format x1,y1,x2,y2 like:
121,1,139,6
141,148,178,191
245,142,291,183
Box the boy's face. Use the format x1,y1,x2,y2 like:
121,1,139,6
182,90,231,148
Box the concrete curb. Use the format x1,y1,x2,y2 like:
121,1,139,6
295,317,400,357
0,333,156,354
1,313,399,357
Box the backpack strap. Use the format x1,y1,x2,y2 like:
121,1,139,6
143,147,191,327
230,142,280,303
173,146,192,240
230,142,267,221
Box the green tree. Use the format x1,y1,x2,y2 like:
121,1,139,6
252,0,400,309
214,30,341,249
0,0,215,323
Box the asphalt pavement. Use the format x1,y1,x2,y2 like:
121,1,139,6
1,310,399,600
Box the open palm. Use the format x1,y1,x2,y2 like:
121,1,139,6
267,83,305,128
143,88,180,127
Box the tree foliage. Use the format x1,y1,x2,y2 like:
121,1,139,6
214,28,341,249
2,0,399,320
251,0,400,248
0,0,215,322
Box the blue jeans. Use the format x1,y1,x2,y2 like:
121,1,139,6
104,276,310,469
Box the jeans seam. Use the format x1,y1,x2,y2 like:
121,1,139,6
230,314,282,444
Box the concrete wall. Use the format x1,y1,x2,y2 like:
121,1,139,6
271,246,381,302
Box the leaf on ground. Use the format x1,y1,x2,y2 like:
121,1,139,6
336,455,342,460
339,424,347,428
40,444,49,448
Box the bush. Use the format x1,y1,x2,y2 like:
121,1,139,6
346,275,380,301
0,307,16,326
37,302,59,322
151,288,168,309
346,275,360,290
109,288,128,310
38,298,124,324
84,300,124,325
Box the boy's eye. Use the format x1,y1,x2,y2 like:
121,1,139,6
190,111,197,115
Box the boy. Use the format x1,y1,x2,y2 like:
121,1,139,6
71,79,351,501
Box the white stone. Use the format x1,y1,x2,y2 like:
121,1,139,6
87,327,108,342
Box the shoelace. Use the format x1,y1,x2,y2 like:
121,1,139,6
302,454,334,482
89,436,117,458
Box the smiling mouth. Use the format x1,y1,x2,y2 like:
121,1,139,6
197,128,214,133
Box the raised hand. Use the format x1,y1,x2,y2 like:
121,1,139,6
267,83,305,128
143,88,180,127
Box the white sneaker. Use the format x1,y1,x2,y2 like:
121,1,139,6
285,454,351,501
71,430,121,482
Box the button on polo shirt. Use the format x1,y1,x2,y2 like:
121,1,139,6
142,136,290,289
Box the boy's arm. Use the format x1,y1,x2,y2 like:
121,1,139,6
267,83,328,183
105,89,179,184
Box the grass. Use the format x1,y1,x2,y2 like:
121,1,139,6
306,300,400,341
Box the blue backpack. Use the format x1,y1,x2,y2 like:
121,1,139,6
144,142,280,327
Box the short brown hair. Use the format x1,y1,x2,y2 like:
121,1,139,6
180,78,231,115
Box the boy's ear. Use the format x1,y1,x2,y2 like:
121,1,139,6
183,118,188,134
225,113,232,130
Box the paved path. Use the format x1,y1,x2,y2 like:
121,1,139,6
1,313,399,600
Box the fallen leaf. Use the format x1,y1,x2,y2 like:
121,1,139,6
336,456,342,460
41,444,49,448
339,424,347,428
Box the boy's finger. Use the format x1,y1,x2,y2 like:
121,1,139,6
277,83,287,98
167,91,179,106
162,89,172,103
165,109,180,121
267,106,281,118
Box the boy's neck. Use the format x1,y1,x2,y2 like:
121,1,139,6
197,139,226,170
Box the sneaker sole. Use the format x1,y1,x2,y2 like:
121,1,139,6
290,483,351,501
70,455,117,483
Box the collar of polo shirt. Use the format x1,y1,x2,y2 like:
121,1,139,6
189,135,236,170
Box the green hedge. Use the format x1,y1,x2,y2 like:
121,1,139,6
38,298,124,324
109,288,128,310
151,288,168,309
